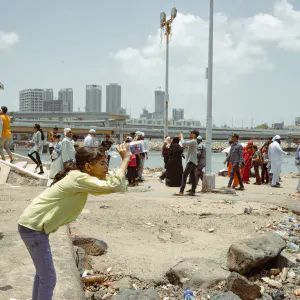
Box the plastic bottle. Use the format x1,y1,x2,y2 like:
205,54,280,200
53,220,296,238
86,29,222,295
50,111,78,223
107,140,149,158
280,224,293,231
184,290,196,300
287,242,300,252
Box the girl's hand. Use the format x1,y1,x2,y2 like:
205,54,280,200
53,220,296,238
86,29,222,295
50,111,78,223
116,143,130,161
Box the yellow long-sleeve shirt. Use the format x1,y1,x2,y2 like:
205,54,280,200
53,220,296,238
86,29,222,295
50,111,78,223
18,170,127,234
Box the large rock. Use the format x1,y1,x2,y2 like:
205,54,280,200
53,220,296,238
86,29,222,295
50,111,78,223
226,272,261,300
227,233,286,275
211,292,242,300
166,258,230,290
111,288,160,300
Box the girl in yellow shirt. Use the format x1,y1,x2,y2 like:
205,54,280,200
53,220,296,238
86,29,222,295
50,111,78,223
18,145,130,300
0,106,14,162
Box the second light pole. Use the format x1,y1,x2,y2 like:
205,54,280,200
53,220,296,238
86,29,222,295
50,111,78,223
160,8,177,137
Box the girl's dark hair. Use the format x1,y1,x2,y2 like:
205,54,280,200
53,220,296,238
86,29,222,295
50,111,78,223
172,136,180,144
1,106,8,114
34,123,45,141
253,145,258,150
51,147,105,186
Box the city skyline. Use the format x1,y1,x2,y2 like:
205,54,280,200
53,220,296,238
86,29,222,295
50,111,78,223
1,0,300,127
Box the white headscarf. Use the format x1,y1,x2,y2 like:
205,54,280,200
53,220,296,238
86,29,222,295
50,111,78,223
64,128,71,136
272,135,281,142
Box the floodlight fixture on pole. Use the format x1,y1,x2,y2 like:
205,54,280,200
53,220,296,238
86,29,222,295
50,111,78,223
160,7,177,137
0,81,4,90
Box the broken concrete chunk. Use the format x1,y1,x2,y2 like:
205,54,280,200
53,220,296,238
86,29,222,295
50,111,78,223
227,233,286,275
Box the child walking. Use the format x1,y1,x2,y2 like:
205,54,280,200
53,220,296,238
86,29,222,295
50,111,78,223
18,145,130,300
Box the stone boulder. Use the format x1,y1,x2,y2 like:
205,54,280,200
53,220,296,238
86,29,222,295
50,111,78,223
211,292,242,300
166,258,230,290
227,233,286,275
111,288,160,300
226,272,261,300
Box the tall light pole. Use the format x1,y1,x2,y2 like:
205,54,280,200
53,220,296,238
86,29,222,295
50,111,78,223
203,0,215,191
160,8,177,137
0,81,4,90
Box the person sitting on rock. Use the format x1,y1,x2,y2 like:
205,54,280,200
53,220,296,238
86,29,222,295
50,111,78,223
18,145,130,300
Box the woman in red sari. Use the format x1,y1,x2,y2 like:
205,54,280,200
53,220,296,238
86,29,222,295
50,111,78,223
241,141,254,184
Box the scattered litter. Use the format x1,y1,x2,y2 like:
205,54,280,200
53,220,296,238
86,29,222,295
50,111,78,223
107,267,112,274
184,290,196,300
132,283,138,290
100,205,110,209
71,233,79,238
144,185,152,189
82,275,105,284
208,228,215,233
145,222,156,227
180,277,190,283
244,207,253,214
267,224,272,228
82,270,89,278
296,289,300,296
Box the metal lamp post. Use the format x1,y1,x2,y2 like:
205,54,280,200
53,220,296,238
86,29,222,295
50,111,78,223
160,8,177,137
0,81,4,90
202,0,216,191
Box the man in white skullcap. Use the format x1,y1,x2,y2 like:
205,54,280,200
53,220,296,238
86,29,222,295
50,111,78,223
84,129,97,147
62,128,76,164
268,135,287,187
135,131,147,181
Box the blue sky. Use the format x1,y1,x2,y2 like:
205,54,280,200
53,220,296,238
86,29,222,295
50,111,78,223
0,0,300,127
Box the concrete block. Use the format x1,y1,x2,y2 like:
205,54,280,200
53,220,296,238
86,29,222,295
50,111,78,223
0,163,11,184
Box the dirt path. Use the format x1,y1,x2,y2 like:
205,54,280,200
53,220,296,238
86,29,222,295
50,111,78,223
70,175,300,286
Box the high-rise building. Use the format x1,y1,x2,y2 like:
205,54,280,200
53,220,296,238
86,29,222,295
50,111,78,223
154,89,165,119
43,89,54,101
19,89,44,111
172,108,184,121
117,107,127,115
43,100,64,112
85,85,102,112
106,83,121,113
58,88,73,112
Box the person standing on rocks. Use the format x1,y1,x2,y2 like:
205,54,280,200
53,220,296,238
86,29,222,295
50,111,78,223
62,128,76,164
0,106,14,163
174,130,199,196
27,124,45,175
18,145,130,300
225,133,245,191
268,135,287,188
159,136,171,183
296,140,300,193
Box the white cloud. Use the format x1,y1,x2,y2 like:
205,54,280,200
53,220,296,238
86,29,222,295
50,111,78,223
112,0,300,119
0,32,20,50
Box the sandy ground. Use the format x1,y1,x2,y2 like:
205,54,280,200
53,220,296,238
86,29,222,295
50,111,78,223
69,174,300,286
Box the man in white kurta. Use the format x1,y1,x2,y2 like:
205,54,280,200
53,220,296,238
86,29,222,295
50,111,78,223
268,135,287,187
84,129,97,147
62,128,76,163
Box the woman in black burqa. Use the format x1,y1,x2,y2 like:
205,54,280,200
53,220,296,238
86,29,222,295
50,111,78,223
166,136,183,187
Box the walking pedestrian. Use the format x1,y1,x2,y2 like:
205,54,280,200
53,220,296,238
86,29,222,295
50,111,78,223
0,106,14,162
166,136,183,187
18,145,130,300
28,124,45,175
268,135,287,188
159,136,171,183
62,128,76,164
227,141,239,188
295,140,300,193
84,129,97,147
225,133,245,190
135,132,148,182
49,134,63,179
252,145,262,185
195,135,206,186
174,130,199,196
241,141,254,184
261,145,270,184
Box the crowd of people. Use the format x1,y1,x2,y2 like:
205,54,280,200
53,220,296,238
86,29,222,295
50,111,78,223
225,133,300,193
